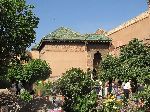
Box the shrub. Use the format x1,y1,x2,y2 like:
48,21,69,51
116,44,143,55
20,90,32,102
55,68,95,112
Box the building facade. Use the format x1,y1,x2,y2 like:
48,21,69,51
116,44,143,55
31,27,111,80
32,1,150,80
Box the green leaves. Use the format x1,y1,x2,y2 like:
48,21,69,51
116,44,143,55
0,0,39,76
20,90,32,102
98,38,150,83
7,59,51,84
98,55,121,81
74,91,97,112
7,63,23,81
120,38,149,62
58,68,92,98
23,59,51,84
98,38,150,110
55,68,95,112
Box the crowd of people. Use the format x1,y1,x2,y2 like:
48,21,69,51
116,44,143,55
90,68,144,100
93,78,144,99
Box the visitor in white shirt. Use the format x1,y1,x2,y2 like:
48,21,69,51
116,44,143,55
123,80,132,99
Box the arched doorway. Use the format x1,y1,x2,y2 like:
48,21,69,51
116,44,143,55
92,51,102,81
93,51,102,69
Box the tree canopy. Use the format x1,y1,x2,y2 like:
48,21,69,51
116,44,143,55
54,68,96,112
0,0,39,76
98,38,150,84
7,59,51,84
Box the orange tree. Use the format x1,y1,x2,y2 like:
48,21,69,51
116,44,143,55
99,38,150,84
0,0,39,76
98,38,150,109
7,59,51,85
54,68,97,112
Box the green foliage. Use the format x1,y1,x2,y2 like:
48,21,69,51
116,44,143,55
55,68,95,112
20,90,32,102
99,38,150,83
35,81,53,96
0,0,39,76
98,55,121,81
120,38,150,83
7,59,51,84
133,85,150,109
73,91,97,112
120,39,150,63
98,38,150,111
7,63,23,81
23,59,51,84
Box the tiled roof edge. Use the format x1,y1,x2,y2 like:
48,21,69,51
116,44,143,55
106,10,150,36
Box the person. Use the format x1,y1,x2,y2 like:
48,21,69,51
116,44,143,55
123,80,132,99
94,79,103,96
98,81,103,96
17,81,23,94
121,81,125,93
111,81,116,95
11,81,17,93
108,79,112,95
116,85,122,99
118,80,122,87
104,81,109,97
15,81,20,95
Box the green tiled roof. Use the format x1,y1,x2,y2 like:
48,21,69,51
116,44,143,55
85,34,111,41
44,27,82,40
32,27,111,50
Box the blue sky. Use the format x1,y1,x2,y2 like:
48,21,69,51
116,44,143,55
26,0,148,46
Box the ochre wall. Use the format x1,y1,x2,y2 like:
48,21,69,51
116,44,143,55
37,42,110,80
39,43,88,79
87,43,110,69
108,12,150,48
31,50,39,59
106,11,150,56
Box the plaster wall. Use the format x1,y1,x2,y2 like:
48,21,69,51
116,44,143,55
86,43,109,69
31,50,39,59
39,43,87,78
108,16,150,48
